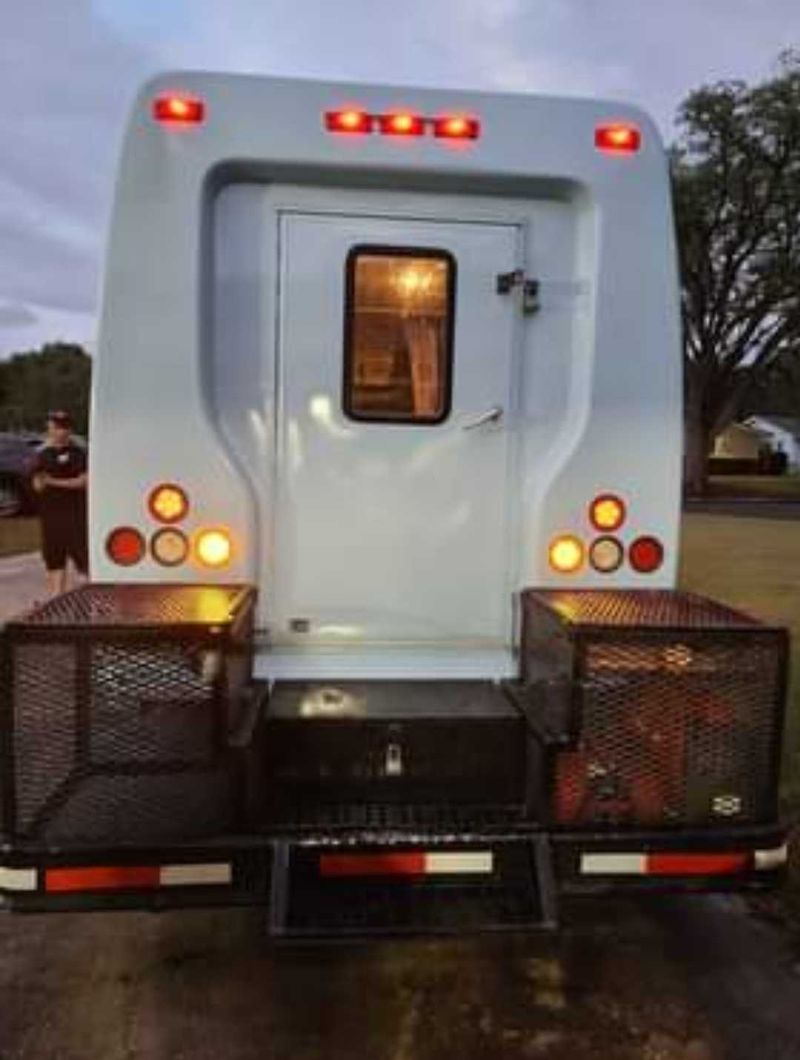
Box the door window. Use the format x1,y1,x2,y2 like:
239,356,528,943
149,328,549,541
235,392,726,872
343,246,455,423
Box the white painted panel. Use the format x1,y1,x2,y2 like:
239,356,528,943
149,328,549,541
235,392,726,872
272,213,519,647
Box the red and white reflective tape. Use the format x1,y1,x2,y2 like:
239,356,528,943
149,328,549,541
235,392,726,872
0,867,38,892
580,844,788,877
42,862,233,894
320,850,494,879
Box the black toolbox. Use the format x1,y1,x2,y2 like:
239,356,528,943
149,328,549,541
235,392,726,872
259,680,534,828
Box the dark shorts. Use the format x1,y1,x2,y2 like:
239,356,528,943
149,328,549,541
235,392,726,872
41,514,88,573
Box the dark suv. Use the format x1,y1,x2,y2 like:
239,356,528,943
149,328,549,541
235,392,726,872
0,433,41,517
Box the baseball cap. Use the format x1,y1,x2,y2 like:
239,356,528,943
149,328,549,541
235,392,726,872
47,410,72,428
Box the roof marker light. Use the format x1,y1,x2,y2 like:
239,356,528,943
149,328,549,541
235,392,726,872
379,113,425,137
152,95,205,125
595,122,641,154
433,116,480,140
325,109,372,134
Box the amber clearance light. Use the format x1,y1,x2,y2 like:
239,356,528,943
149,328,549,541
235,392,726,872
148,483,189,524
589,493,626,532
548,534,585,574
195,528,233,569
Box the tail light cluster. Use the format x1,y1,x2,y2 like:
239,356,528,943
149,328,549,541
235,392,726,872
105,484,233,570
548,493,664,576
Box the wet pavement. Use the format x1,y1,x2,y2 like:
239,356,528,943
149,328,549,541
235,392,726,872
1,895,799,1060
2,553,800,1059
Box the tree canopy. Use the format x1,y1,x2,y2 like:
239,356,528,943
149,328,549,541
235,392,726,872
672,51,800,491
0,343,91,435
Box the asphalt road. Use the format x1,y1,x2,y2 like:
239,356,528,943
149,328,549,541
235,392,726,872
1,552,799,1060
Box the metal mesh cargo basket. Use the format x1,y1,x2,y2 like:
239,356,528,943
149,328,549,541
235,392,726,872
0,584,255,847
521,590,788,830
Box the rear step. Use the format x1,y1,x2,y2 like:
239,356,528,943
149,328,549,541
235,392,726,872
268,836,558,937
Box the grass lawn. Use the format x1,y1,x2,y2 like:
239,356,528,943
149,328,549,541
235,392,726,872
0,517,40,558
680,513,800,912
707,474,800,499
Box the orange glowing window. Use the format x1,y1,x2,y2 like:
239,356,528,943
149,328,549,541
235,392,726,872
343,246,455,424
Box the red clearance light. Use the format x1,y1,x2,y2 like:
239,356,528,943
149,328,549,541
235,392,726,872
629,535,664,573
325,109,372,134
152,95,205,125
433,115,480,140
595,122,641,154
106,526,145,566
379,113,425,137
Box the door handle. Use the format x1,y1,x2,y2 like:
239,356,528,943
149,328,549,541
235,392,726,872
462,406,504,431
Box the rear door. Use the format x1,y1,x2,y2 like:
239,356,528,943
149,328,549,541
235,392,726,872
272,212,520,650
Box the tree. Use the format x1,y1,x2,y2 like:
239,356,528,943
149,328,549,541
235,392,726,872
672,51,800,493
0,343,91,435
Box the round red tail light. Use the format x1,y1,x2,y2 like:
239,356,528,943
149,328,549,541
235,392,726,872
629,536,664,573
106,527,145,566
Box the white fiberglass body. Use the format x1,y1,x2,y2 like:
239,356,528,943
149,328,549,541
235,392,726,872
92,72,682,679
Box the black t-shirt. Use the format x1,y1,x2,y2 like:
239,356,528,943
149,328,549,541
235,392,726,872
33,443,87,519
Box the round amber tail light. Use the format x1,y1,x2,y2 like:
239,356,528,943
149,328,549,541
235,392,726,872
589,493,626,532
148,483,189,524
548,534,585,574
195,528,233,569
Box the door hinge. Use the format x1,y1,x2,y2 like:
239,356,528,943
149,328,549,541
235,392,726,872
496,270,541,315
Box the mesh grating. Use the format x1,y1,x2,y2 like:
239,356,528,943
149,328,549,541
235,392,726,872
527,590,761,630
521,590,787,830
554,636,783,827
2,585,255,847
14,584,252,629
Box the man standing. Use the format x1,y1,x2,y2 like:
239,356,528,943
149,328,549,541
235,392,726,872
32,411,88,596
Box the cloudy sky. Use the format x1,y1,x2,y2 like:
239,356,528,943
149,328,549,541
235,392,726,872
1,0,798,357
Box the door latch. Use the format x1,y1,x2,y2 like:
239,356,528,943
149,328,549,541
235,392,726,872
496,270,541,315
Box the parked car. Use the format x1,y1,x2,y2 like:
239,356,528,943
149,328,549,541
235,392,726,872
0,433,41,517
